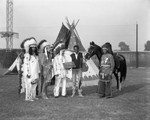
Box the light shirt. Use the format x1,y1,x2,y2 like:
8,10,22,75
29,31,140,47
30,55,40,80
74,52,79,59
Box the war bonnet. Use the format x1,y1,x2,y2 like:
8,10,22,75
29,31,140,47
38,40,50,52
20,37,37,52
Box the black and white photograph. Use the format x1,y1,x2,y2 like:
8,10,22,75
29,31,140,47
0,0,150,120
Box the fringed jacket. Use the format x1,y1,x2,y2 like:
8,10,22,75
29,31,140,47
100,53,115,79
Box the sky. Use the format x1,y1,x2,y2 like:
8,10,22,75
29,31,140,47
0,0,150,51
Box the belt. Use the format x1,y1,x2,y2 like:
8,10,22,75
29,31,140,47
101,65,110,67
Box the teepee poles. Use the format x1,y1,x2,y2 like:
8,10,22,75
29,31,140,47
65,17,81,41
65,17,79,32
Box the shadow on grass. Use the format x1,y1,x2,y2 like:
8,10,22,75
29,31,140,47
81,84,147,97
47,85,99,97
41,83,149,98
82,85,98,95
65,83,148,98
113,83,148,97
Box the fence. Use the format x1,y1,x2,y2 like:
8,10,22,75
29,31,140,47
92,51,150,68
0,49,150,68
116,51,150,67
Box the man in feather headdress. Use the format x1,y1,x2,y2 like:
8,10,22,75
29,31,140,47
52,41,68,98
19,39,28,94
38,40,53,99
20,37,40,101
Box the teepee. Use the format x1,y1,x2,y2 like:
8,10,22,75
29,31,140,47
3,55,20,75
54,18,99,86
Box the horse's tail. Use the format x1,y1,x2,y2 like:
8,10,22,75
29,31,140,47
120,55,127,82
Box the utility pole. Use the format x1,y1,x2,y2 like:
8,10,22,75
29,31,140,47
0,0,19,51
136,23,138,68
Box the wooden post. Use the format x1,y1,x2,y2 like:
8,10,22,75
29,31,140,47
136,23,138,68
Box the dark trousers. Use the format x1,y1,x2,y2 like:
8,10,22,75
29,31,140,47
98,80,112,97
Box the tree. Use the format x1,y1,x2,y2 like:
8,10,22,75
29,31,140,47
144,40,150,51
118,41,130,51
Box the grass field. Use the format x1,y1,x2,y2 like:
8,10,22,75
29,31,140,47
0,68,150,120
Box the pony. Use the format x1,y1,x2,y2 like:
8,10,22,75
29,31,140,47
85,41,127,91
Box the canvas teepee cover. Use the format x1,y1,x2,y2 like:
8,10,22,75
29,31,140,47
54,23,71,49
3,56,20,75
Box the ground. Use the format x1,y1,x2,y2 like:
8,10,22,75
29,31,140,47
0,68,150,120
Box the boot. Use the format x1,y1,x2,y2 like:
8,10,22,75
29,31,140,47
71,90,75,97
78,89,84,97
41,92,48,99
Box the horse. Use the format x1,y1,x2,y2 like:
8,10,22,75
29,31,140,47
85,41,127,91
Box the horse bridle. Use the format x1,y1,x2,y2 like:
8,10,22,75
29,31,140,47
87,44,96,57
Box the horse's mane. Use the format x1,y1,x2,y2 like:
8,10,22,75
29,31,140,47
90,41,102,52
89,41,114,55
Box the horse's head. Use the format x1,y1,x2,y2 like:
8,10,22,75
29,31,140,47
85,41,103,61
85,41,96,60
